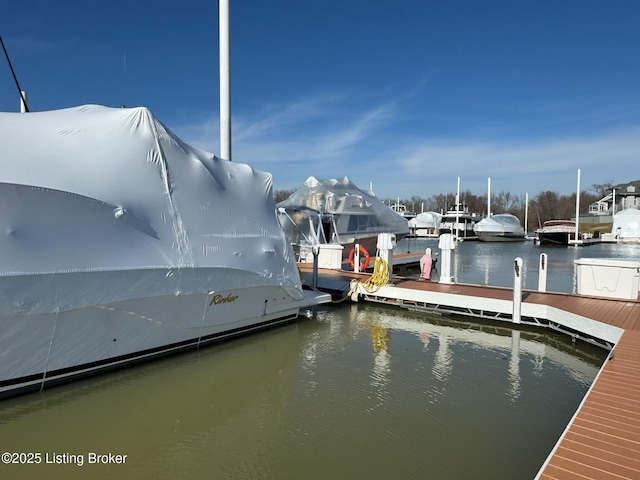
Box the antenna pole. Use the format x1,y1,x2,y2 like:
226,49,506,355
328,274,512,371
0,36,29,112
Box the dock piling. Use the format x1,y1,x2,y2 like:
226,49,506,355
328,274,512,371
438,233,456,284
538,253,547,292
513,257,523,324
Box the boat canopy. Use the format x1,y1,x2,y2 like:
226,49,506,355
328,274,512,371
0,105,301,314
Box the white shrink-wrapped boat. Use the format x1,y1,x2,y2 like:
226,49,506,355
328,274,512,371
277,176,409,262
473,213,525,242
0,105,329,399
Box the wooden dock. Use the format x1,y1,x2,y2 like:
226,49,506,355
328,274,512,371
299,262,640,479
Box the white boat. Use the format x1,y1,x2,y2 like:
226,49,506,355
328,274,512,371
408,211,442,238
439,203,483,240
390,201,416,221
535,220,579,246
473,214,525,242
277,176,409,261
611,208,640,243
0,105,330,399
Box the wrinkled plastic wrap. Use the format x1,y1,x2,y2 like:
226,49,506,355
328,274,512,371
0,105,302,314
612,209,640,239
277,176,408,248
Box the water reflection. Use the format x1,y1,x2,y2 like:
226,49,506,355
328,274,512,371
0,303,607,480
401,237,640,293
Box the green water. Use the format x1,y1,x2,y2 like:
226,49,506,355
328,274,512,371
0,303,607,479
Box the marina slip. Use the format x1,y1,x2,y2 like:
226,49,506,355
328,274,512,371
299,234,640,480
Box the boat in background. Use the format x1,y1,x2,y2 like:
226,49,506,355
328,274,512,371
390,201,417,221
610,208,640,244
277,176,409,261
535,220,579,246
474,213,525,242
439,203,482,240
0,105,330,400
408,211,442,238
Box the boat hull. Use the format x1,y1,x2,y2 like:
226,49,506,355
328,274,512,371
537,232,576,246
476,233,525,242
0,281,315,400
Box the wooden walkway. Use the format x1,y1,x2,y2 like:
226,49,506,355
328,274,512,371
537,329,640,480
298,263,640,479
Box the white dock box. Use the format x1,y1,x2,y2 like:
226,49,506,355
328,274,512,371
575,258,640,300
317,244,344,269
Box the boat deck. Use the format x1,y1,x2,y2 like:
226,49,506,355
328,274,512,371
298,263,640,479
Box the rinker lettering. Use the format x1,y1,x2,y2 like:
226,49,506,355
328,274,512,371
209,293,239,306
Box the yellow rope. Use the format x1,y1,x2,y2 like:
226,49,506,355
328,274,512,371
359,252,389,294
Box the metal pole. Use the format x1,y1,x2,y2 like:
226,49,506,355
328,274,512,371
219,0,231,161
0,36,29,112
524,193,529,236
575,169,581,242
312,245,319,289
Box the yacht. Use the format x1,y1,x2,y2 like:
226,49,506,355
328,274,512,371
439,203,483,240
0,105,329,399
474,214,525,242
277,176,409,261
535,220,579,246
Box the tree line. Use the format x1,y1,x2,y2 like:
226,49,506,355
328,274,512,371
274,182,614,232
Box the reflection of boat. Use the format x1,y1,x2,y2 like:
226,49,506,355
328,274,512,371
473,214,525,242
0,105,329,399
277,176,409,260
439,204,482,240
535,220,579,245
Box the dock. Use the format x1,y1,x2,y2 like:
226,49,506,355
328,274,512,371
299,261,640,479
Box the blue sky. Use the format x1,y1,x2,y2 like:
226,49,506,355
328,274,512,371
1,0,638,200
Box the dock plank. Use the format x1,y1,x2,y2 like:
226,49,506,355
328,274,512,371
538,330,640,480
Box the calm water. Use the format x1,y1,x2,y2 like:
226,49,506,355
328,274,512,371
0,299,607,479
399,237,640,293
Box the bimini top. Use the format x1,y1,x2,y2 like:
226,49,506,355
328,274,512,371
0,105,300,310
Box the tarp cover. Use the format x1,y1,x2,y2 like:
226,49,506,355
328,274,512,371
0,105,301,314
408,212,442,229
612,208,640,239
277,176,409,244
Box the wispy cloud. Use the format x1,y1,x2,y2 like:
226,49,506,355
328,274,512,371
174,89,640,199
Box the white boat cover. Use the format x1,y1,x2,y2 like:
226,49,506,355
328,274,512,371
473,213,524,235
408,212,442,229
0,105,301,315
612,208,640,239
277,176,409,243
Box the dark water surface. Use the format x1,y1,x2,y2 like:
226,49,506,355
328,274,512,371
0,300,607,480
399,237,640,293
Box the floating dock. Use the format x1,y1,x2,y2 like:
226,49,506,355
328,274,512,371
299,260,640,480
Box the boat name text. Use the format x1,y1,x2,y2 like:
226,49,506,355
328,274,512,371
210,293,239,306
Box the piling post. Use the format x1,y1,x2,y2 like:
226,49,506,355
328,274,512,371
513,257,523,324
438,233,456,284
354,243,360,273
538,253,548,292
377,233,395,284
312,245,319,289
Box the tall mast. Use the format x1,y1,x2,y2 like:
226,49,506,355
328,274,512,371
219,0,231,161
487,177,491,217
